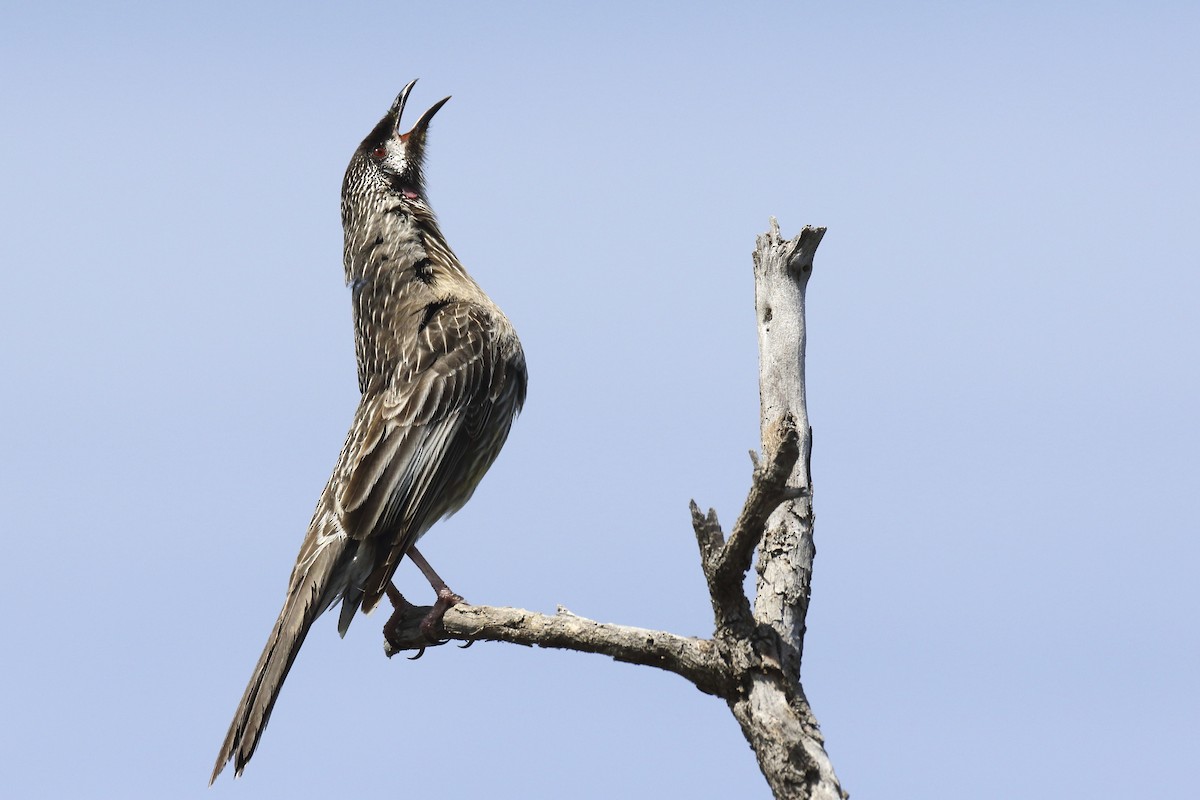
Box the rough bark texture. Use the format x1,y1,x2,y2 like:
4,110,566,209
384,603,729,698
736,219,843,799
384,220,843,799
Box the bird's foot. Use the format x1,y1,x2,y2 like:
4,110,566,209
418,586,464,643
383,585,421,651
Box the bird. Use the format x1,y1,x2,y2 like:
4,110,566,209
210,80,527,783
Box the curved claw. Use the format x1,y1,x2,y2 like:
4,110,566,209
418,625,451,646
458,639,475,650
407,646,427,661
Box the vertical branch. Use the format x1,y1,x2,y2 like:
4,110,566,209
724,219,844,800
753,218,823,676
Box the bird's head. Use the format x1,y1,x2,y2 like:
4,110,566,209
343,80,450,206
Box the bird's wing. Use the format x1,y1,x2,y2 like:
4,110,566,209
335,300,512,611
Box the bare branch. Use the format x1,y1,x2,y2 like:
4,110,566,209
753,220,824,679
384,603,729,698
744,219,844,799
716,414,804,586
691,415,803,639
689,501,725,570
376,218,844,800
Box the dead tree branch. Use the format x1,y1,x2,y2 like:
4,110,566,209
383,220,843,800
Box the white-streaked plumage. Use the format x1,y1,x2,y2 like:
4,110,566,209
211,81,526,782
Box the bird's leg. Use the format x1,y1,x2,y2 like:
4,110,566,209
407,546,464,642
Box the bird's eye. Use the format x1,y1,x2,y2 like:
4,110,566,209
371,145,388,159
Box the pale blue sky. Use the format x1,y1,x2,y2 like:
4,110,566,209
2,2,1197,798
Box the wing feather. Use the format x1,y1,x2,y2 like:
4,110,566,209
333,300,518,615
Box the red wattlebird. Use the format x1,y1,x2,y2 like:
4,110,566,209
211,81,526,782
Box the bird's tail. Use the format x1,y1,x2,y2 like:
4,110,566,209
210,538,350,783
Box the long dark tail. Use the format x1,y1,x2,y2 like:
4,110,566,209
210,539,349,783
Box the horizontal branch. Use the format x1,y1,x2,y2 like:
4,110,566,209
384,603,729,698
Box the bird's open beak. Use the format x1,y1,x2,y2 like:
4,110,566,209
385,80,450,144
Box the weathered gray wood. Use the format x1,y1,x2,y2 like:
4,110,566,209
755,217,822,679
383,603,728,697
734,219,844,799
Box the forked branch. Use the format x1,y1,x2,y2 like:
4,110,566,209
383,220,843,800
